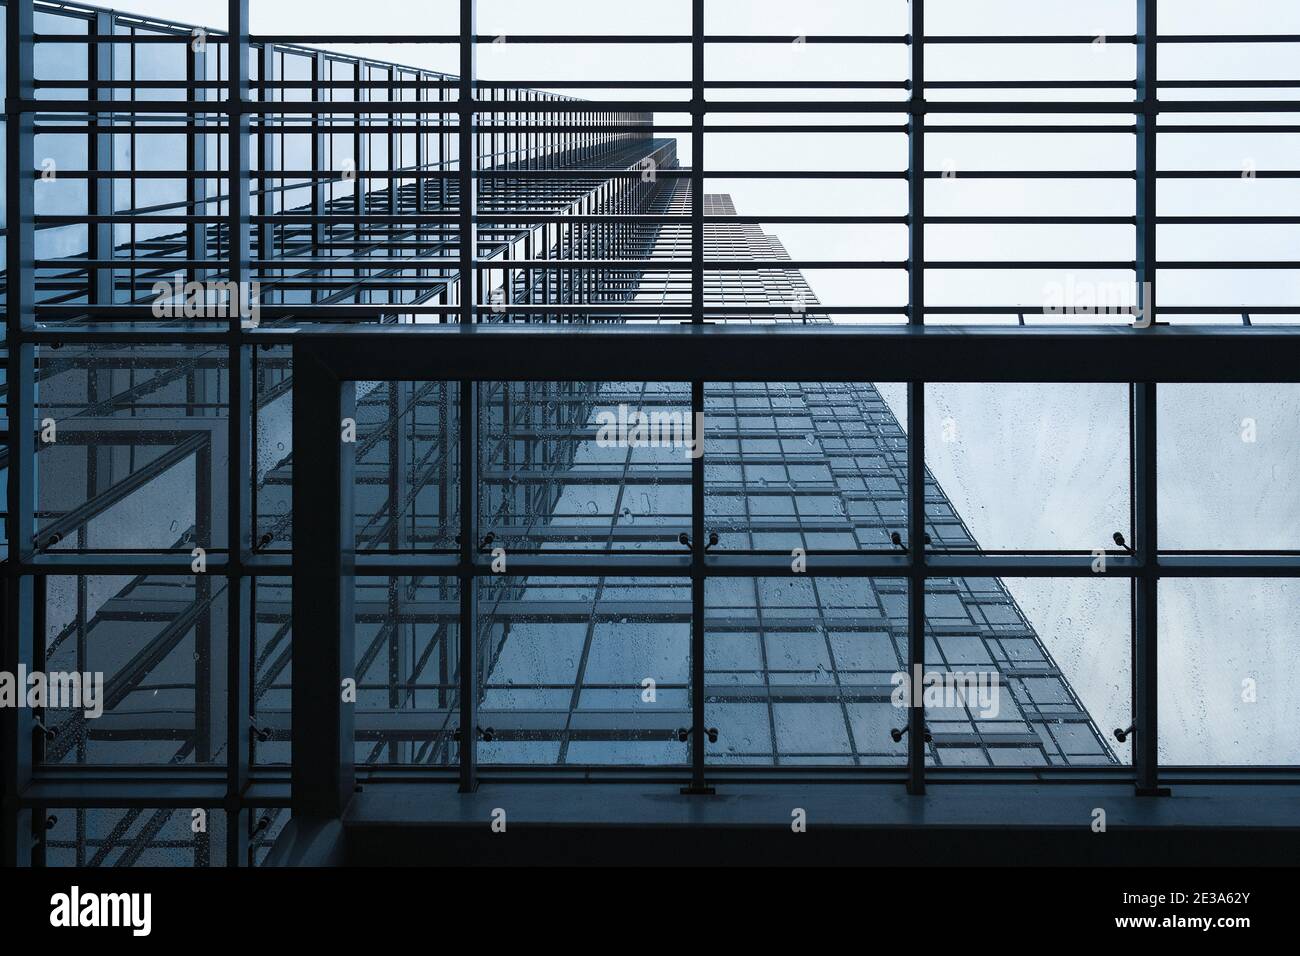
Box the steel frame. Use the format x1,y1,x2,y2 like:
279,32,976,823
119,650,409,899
5,0,1300,866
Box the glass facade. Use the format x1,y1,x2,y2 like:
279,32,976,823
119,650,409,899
3,0,1298,869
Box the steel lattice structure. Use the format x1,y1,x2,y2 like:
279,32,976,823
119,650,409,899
3,0,1299,867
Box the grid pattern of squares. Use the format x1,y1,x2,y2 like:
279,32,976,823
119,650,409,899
4,1,1297,869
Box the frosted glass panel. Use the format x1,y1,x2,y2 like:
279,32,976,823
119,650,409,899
1159,579,1300,767
1159,384,1300,550
925,383,1130,551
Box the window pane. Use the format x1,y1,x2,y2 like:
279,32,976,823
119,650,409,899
1160,579,1300,767
706,382,908,551
1159,384,1300,550
925,383,1130,551
482,381,690,552
706,576,909,766
477,577,691,765
926,576,1129,767
44,808,228,868
42,575,227,766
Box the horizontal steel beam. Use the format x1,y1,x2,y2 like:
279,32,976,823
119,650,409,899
16,551,1300,578
292,324,1300,383
19,768,1300,812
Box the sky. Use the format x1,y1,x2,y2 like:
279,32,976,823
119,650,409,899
31,0,1300,766
104,0,1300,313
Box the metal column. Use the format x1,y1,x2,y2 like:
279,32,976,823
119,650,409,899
291,351,357,816
226,0,255,862
1132,0,1165,797
684,0,712,796
2,0,37,868
457,0,480,794
906,0,928,797
91,11,115,305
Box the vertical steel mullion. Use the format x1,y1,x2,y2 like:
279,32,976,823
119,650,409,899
226,0,253,866
3,0,37,869
186,19,208,288
906,374,927,797
386,378,408,760
458,378,479,792
687,377,708,794
457,0,480,793
683,0,711,796
312,51,329,262
354,60,366,266
195,443,214,769
28,573,46,867
258,45,275,284
1133,0,1164,797
91,11,115,304
1132,383,1160,794
79,13,105,863
905,0,928,796
416,70,427,216
389,66,399,220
